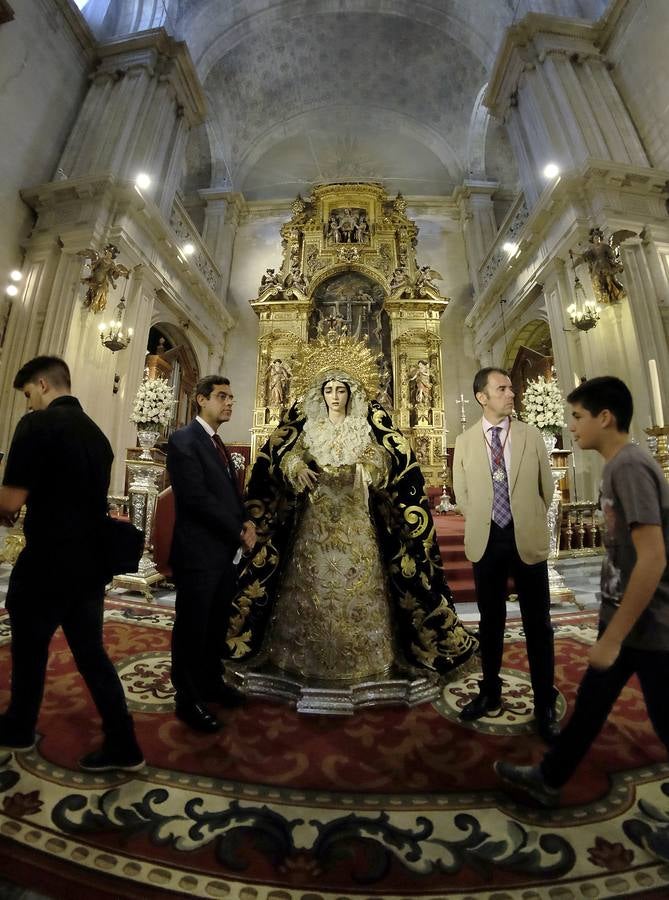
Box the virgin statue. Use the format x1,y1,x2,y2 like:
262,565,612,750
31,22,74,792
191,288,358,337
226,330,476,712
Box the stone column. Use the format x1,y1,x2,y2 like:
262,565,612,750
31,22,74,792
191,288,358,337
0,230,85,450
198,190,246,302
455,180,499,291
58,29,206,217
542,256,597,501
485,13,649,208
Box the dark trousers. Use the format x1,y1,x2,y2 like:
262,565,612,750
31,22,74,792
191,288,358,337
542,638,669,788
472,520,555,710
171,564,234,705
5,574,137,750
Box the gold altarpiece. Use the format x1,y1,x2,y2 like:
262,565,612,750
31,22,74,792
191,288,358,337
250,183,448,483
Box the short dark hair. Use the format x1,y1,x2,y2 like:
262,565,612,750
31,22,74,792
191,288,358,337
194,375,230,412
13,356,71,391
566,376,633,432
473,367,509,399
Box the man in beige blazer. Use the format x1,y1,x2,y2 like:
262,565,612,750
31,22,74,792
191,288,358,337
453,367,559,742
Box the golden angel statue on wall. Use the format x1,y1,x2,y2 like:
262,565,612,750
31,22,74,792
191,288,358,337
77,243,130,314
573,227,636,305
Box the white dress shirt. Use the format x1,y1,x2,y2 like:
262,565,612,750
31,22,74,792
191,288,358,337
482,415,512,474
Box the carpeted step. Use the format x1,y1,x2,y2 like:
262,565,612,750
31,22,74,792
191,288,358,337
432,513,476,600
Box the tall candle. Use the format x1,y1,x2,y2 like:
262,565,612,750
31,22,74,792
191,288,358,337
648,359,665,427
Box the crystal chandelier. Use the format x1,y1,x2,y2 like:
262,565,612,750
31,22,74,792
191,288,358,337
567,251,600,332
99,285,133,352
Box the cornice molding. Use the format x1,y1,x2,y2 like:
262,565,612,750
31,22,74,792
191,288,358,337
94,28,207,126
484,12,604,120
21,173,227,328
465,158,669,331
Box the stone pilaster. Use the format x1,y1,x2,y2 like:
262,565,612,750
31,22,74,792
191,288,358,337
198,190,246,301
58,29,206,217
485,13,648,207
455,180,499,291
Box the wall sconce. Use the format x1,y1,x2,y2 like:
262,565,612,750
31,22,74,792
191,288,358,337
567,251,600,332
99,277,133,352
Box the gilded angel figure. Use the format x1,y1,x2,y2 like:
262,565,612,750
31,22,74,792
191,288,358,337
77,244,130,314
574,227,636,305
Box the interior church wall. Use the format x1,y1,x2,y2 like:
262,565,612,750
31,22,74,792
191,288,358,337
0,0,91,323
407,204,480,443
606,0,669,171
222,207,288,445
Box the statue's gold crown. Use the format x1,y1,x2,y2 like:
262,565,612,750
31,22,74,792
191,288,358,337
291,329,380,399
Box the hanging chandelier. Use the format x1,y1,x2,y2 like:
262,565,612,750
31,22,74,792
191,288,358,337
567,251,600,332
99,279,133,352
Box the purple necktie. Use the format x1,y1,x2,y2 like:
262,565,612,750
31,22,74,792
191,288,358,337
490,426,512,528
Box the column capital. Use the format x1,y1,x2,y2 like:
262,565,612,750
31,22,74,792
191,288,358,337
198,190,246,223
484,12,603,119
94,28,207,126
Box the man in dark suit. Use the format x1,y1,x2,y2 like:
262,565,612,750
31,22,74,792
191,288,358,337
167,375,256,732
0,356,144,772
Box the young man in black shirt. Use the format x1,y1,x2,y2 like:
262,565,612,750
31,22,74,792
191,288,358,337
0,356,144,772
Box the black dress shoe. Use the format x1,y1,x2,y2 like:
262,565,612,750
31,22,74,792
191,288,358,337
79,746,146,773
204,682,245,708
175,701,221,733
459,691,503,722
535,707,560,744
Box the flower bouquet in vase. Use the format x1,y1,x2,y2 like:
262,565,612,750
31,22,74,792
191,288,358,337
521,375,565,454
130,376,175,459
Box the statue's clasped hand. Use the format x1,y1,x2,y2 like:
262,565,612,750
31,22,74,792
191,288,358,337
296,464,319,492
240,520,257,554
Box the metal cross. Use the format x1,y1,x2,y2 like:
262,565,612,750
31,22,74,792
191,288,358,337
455,393,469,432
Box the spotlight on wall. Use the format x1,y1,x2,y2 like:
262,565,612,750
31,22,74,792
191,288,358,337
182,243,195,256
543,163,560,179
5,285,18,297
502,241,519,255
9,270,22,282
135,173,152,190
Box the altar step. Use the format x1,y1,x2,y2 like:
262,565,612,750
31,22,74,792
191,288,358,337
432,514,477,604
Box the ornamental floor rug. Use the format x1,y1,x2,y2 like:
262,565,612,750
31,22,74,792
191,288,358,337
0,596,668,899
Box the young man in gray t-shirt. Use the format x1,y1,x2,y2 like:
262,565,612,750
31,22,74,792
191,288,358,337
494,376,669,805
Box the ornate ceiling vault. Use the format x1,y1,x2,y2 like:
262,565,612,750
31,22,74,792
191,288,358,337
80,0,608,201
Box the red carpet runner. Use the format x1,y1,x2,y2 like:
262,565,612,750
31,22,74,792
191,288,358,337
434,513,476,602
0,597,668,898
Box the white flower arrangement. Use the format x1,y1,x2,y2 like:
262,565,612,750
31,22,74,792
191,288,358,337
521,375,566,435
130,376,174,430
229,451,246,472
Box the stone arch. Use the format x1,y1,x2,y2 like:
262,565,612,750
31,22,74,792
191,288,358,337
503,317,553,415
503,317,552,370
466,83,491,179
147,320,200,430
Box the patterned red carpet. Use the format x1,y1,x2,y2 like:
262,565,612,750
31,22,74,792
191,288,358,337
0,596,668,899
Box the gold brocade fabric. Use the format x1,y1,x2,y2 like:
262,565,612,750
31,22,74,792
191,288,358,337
264,463,395,681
